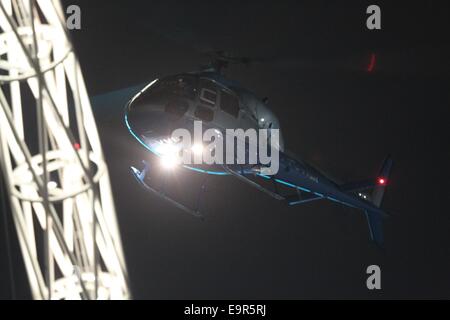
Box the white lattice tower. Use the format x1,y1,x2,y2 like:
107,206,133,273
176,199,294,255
0,0,130,299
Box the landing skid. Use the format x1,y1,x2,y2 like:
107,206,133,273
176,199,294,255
130,161,205,219
222,164,285,200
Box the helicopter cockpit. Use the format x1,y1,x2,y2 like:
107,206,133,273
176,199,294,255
125,72,284,152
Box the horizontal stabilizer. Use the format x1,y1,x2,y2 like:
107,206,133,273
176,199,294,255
340,155,393,208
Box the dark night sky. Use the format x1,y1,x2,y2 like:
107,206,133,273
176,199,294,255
1,0,450,299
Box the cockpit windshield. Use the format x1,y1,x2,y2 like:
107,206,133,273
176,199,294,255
128,75,197,122
139,75,197,104
126,75,198,137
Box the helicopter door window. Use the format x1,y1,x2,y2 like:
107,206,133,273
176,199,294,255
199,79,218,106
200,88,217,106
194,105,214,122
220,90,240,118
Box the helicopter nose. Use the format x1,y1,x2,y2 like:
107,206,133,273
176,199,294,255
125,94,192,144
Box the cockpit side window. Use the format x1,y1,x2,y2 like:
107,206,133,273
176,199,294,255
194,105,214,122
220,90,240,118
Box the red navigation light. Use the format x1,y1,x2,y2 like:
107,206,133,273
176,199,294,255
74,143,81,150
367,53,376,73
377,177,386,185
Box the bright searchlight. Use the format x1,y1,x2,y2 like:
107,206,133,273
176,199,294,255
156,139,181,169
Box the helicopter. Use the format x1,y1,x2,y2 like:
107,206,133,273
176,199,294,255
123,52,392,246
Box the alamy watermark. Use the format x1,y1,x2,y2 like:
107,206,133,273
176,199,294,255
366,265,381,290
158,121,280,175
366,5,381,30
66,5,81,30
